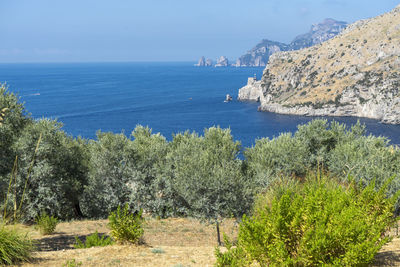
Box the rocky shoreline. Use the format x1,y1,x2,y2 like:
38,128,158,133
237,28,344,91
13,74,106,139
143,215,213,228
238,77,400,124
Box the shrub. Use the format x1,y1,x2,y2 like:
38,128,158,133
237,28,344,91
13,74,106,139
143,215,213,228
216,173,398,266
62,259,82,267
35,212,58,235
108,204,144,244
0,226,34,265
74,231,113,248
151,247,165,254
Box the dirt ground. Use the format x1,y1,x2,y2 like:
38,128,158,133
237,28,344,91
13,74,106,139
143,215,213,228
12,218,237,267
8,218,400,267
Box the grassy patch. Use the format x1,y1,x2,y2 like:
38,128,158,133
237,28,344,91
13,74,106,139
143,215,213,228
74,231,114,249
0,226,34,265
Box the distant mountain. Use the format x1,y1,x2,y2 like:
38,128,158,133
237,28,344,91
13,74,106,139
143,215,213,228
235,40,289,67
235,18,348,67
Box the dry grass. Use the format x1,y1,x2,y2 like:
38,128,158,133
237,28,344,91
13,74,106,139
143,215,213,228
11,218,238,267
8,217,400,266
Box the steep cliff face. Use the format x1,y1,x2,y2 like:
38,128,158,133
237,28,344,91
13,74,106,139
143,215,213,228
235,19,347,67
239,5,400,124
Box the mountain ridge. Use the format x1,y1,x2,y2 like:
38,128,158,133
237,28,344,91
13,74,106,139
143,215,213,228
234,18,347,67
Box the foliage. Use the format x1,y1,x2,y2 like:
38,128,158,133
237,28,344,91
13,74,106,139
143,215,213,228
0,84,30,202
74,231,113,248
35,212,58,235
62,259,82,267
328,135,400,205
244,133,308,186
81,131,132,218
216,173,399,266
166,127,253,221
0,226,34,265
129,125,171,217
12,119,88,222
108,204,144,244
151,247,165,254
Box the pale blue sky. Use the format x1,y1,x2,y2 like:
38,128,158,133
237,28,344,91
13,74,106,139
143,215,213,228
0,0,399,62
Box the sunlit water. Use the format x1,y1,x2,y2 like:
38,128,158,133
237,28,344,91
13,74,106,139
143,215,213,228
1,62,400,148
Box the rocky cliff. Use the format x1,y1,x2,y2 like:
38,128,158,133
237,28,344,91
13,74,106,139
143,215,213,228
235,19,347,67
238,5,400,124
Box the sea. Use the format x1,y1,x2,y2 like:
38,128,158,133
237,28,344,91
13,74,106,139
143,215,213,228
1,62,400,148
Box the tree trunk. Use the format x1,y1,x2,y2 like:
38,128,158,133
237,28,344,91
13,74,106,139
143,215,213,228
216,221,221,246
74,202,84,218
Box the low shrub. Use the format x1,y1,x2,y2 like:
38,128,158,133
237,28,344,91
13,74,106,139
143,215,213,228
74,231,114,248
35,212,58,235
151,247,165,254
108,204,144,244
0,226,34,265
216,173,399,266
62,259,82,267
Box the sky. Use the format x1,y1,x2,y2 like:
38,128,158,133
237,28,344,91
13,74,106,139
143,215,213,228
0,0,399,63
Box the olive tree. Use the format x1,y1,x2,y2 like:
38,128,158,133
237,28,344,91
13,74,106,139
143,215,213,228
166,127,253,244
0,84,30,202
244,133,308,188
81,131,133,218
128,126,171,217
12,119,88,222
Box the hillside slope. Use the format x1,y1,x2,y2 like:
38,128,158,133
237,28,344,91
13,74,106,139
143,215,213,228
239,5,400,124
235,19,347,67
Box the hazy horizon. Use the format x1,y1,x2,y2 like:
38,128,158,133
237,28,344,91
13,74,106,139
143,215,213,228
1,0,399,63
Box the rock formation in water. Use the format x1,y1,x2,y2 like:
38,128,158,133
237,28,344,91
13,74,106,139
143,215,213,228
234,19,347,67
238,5,400,124
195,56,206,66
205,58,213,66
215,56,230,67
195,57,214,67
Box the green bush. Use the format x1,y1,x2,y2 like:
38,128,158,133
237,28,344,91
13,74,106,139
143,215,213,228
216,173,398,266
62,259,82,267
108,204,144,244
74,231,114,248
0,226,34,265
35,212,58,235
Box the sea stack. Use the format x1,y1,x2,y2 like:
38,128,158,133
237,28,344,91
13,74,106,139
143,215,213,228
195,56,206,66
215,56,229,67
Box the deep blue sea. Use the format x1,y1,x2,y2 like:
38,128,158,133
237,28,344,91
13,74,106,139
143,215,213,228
1,62,400,148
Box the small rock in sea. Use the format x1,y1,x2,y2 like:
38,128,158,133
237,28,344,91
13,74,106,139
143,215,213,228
225,94,233,102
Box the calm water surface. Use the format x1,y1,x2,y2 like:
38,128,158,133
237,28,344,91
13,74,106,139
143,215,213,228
1,62,399,148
